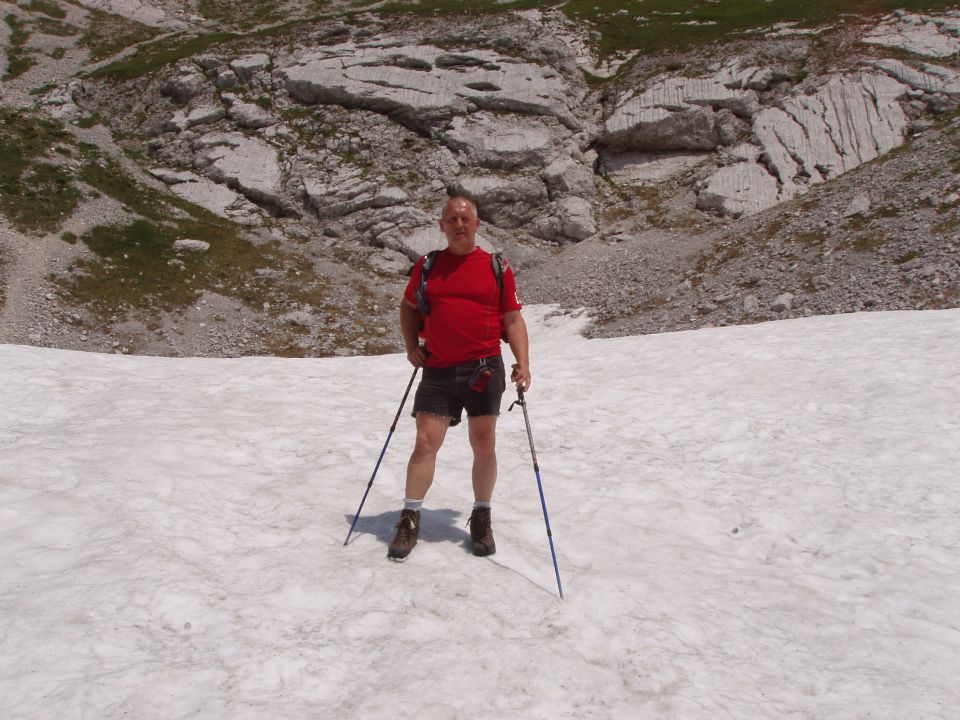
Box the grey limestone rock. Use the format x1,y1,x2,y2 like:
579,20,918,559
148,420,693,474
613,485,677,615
449,175,549,228
696,163,781,218
173,239,211,254
230,54,272,83
542,157,597,200
862,11,960,58
301,162,409,219
281,310,313,327
441,114,558,170
843,193,872,217
279,41,582,135
531,196,597,243
161,70,208,104
227,102,277,129
368,248,411,274
194,132,290,215
771,293,795,312
602,105,722,152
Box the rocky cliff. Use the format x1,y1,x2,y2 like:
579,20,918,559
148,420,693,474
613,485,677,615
1,2,958,356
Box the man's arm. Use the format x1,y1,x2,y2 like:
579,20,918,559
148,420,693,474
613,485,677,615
502,310,531,391
400,299,426,367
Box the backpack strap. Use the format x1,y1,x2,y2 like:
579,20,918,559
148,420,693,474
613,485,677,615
491,252,505,294
417,249,506,317
415,250,440,316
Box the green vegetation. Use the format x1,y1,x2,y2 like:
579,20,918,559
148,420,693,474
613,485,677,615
75,114,100,129
87,29,238,80
60,214,276,318
895,250,921,264
21,0,66,19
197,0,285,28
872,205,901,218
31,15,78,37
852,233,886,252
374,0,960,58
379,0,547,15
0,109,296,322
561,0,960,57
0,108,82,233
4,13,36,79
79,9,163,64
790,229,828,248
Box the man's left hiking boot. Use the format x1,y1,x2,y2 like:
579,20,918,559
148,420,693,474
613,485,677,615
388,509,420,561
467,507,496,556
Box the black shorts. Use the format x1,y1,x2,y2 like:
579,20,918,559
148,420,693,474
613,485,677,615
412,355,507,426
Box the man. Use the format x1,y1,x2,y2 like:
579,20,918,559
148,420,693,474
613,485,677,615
388,195,531,561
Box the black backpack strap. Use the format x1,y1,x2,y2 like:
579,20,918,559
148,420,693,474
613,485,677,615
491,252,505,292
415,250,439,316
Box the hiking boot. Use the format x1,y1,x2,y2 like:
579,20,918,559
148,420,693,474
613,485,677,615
387,509,420,561
467,507,496,557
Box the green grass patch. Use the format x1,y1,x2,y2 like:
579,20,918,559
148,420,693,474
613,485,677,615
8,162,83,232
28,81,56,95
87,29,238,80
75,114,100,129
378,0,549,16
933,214,959,235
790,229,827,248
31,15,78,36
6,12,30,44
851,233,886,252
60,216,267,316
4,52,36,79
0,108,83,233
560,0,960,57
79,8,163,64
872,205,901,218
21,0,66,19
4,13,36,79
197,0,286,28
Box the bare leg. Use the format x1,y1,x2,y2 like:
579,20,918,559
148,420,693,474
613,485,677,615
405,412,451,500
467,415,498,503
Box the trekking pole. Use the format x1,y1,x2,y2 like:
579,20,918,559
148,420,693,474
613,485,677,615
344,364,419,546
509,388,564,599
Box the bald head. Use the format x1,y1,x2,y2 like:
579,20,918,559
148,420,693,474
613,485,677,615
439,195,480,254
442,195,478,220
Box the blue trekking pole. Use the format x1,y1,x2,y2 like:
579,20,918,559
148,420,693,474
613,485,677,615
344,365,419,546
509,388,564,599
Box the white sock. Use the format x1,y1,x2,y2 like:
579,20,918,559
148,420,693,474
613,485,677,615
403,498,424,512
473,501,492,510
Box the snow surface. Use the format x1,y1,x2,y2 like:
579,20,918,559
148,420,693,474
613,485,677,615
2,306,959,719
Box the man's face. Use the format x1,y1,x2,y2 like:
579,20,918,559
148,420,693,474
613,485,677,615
439,198,480,253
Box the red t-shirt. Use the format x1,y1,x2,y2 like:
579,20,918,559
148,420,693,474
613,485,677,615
404,248,522,368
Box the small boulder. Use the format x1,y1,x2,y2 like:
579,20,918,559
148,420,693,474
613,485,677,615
173,239,211,254
771,293,795,312
843,193,871,217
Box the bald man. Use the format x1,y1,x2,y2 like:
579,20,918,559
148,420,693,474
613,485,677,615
389,195,531,561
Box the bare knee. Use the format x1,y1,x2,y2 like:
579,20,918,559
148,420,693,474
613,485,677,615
412,432,443,460
469,426,497,458
411,414,449,461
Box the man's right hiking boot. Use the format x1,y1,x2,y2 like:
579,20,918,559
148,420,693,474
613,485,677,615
467,506,496,557
387,509,420,561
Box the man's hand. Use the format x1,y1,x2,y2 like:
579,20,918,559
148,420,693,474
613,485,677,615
511,363,531,392
406,345,427,368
